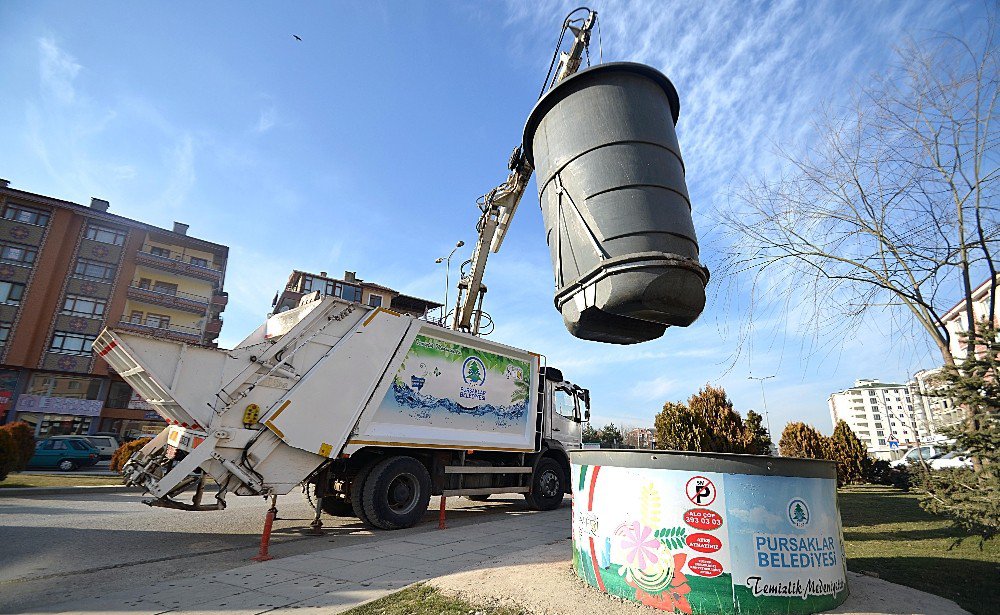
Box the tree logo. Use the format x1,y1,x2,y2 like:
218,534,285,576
787,498,810,528
462,356,486,386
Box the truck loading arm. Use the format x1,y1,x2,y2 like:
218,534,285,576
452,8,597,335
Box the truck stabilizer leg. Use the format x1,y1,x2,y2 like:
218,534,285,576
438,495,447,530
252,495,278,562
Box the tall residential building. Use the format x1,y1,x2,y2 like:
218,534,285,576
941,274,999,361
911,368,963,434
828,379,933,460
273,270,441,318
0,179,228,439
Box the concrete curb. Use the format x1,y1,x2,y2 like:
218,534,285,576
0,485,140,497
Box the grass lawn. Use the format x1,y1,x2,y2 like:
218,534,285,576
839,484,999,615
0,472,123,489
341,584,526,615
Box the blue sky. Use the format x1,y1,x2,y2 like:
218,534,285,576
0,1,988,435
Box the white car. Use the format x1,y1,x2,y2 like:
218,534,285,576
890,444,948,468
928,451,973,470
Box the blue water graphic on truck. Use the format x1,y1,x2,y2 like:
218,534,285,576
389,380,527,427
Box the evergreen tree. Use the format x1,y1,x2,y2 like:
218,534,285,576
778,422,830,459
743,410,773,455
654,401,709,451
582,423,600,444
792,502,807,523
689,384,746,453
918,320,1000,539
829,420,871,485
599,423,624,449
466,362,481,384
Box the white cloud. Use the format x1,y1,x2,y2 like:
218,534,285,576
628,376,678,403
255,107,276,133
38,36,81,105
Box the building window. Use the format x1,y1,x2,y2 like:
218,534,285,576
0,281,25,305
0,242,37,266
3,203,50,226
368,294,383,307
149,246,171,258
85,223,126,246
144,313,170,329
62,294,106,318
0,323,10,345
152,281,178,295
48,331,97,356
877,430,884,436
189,256,208,268
300,276,315,292
335,283,362,302
878,438,886,445
129,310,143,323
27,373,101,398
106,381,133,409
74,258,115,282
137,278,151,289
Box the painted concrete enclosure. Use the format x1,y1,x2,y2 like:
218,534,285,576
570,451,848,614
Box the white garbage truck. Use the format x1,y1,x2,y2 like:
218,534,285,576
99,293,589,529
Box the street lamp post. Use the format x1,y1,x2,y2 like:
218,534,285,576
748,374,776,443
435,240,464,324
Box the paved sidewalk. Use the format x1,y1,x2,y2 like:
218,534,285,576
27,503,572,614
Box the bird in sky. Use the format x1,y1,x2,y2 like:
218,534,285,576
293,34,302,41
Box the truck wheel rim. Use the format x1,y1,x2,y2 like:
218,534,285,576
540,469,560,497
388,473,418,515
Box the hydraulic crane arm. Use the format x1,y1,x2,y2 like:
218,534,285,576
453,8,598,335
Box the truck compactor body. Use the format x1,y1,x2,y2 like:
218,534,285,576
97,293,589,529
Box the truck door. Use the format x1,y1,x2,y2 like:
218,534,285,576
551,386,582,449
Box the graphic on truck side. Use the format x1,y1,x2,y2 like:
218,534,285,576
374,334,532,434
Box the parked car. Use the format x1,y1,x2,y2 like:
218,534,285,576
53,434,120,460
928,451,974,470
890,444,949,468
28,437,100,471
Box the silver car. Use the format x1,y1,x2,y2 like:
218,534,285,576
52,434,120,460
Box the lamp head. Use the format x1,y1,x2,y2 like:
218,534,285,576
435,258,444,264
456,240,465,247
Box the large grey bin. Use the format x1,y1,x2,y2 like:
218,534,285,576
523,62,708,344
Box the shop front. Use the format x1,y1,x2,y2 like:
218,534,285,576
12,372,105,436
98,381,166,439
0,368,19,423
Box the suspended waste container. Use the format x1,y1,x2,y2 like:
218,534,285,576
523,62,709,344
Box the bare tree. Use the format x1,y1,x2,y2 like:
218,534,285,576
722,16,999,369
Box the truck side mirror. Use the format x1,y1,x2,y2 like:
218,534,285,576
584,409,591,422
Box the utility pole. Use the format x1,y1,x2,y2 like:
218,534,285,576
434,241,464,324
748,374,776,443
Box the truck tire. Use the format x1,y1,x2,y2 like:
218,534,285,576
525,457,564,511
320,495,355,517
350,459,380,527
362,456,431,530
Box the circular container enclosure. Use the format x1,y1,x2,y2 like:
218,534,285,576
524,63,709,345
570,450,849,614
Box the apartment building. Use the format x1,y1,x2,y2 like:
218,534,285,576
624,427,655,449
941,274,999,361
274,270,441,317
910,368,963,434
0,179,228,439
828,379,934,460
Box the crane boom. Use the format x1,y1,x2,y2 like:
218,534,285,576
453,8,598,335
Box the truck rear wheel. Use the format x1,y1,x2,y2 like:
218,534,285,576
525,457,564,511
351,459,380,527
362,456,431,530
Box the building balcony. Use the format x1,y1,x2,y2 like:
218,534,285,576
127,283,209,314
211,291,228,307
204,318,223,335
135,249,223,283
115,318,203,344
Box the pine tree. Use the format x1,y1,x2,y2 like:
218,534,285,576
792,503,807,523
829,420,871,486
582,423,600,444
599,423,624,449
743,410,773,455
654,401,709,451
689,384,746,453
917,320,1000,539
467,362,481,384
779,422,830,459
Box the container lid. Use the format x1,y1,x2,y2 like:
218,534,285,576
568,449,837,480
522,62,681,166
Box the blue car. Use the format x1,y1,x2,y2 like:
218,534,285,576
28,437,101,471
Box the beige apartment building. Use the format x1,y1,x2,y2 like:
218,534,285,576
273,270,441,317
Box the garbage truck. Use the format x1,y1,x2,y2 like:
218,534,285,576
100,293,589,529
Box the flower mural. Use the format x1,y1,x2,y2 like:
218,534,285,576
621,521,661,570
635,553,693,614
9,226,29,240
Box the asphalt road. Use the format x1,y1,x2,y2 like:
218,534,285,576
0,489,537,614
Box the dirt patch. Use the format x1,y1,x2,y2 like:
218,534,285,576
430,542,970,615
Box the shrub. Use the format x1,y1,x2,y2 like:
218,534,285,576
110,437,151,473
0,421,35,469
0,429,17,482
866,459,911,491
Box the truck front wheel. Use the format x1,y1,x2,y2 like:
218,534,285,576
525,457,564,511
362,456,431,530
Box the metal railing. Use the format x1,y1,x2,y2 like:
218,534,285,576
117,318,203,340
137,249,222,272
129,281,210,303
